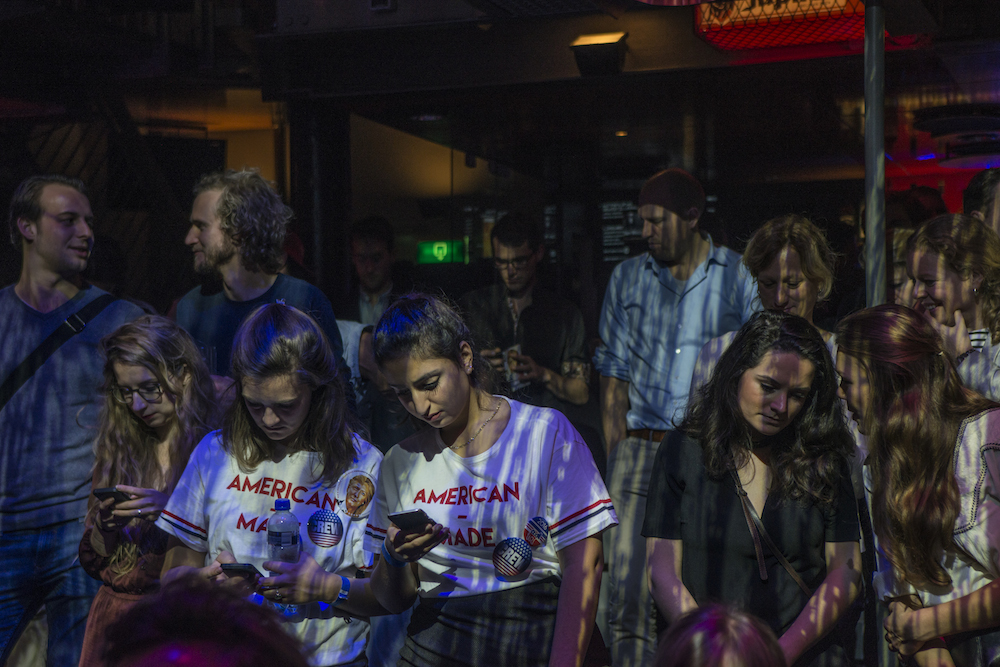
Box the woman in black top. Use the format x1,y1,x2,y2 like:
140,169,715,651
643,310,860,667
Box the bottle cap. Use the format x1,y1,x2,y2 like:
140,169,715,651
275,499,291,511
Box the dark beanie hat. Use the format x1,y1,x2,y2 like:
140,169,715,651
637,169,705,221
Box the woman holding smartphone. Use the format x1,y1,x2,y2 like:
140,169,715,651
78,315,220,667
364,294,616,667
157,303,384,667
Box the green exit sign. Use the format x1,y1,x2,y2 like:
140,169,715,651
417,240,466,264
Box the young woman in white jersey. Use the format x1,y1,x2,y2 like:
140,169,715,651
157,303,385,667
364,294,617,667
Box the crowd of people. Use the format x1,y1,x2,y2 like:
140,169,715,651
1,163,1000,667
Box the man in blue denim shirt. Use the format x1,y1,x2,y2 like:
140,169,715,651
595,169,756,666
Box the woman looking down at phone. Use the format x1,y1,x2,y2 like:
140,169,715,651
364,294,617,667
78,315,220,667
156,303,384,667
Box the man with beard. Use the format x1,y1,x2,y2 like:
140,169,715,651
595,169,756,666
175,169,347,380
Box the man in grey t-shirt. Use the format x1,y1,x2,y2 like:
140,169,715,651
0,175,142,665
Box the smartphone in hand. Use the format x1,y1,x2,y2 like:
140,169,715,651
220,563,263,579
389,509,435,532
93,487,132,504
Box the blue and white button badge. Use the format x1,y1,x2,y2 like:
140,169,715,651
523,516,549,548
308,509,343,548
492,517,550,581
493,537,533,581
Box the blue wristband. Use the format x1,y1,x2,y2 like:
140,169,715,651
381,541,408,568
333,575,350,606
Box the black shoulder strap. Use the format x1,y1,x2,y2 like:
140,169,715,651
729,469,813,597
0,294,118,413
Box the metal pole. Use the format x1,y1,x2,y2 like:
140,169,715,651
864,0,886,307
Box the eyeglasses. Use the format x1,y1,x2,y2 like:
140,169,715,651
113,383,163,404
493,255,533,270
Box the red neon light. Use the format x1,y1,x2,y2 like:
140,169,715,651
696,0,865,51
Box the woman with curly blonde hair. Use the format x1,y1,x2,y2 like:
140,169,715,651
906,214,1000,400
691,214,838,393
78,315,219,666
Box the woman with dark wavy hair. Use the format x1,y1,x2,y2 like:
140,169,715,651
645,310,860,667
78,315,220,667
836,304,1000,667
157,303,386,666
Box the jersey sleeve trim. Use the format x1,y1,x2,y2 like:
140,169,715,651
364,523,387,541
160,509,208,542
549,498,615,539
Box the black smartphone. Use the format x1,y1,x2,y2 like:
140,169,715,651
93,487,132,504
221,563,263,579
389,508,434,532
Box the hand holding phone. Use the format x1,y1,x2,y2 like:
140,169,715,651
93,487,132,504
389,509,435,532
385,509,448,565
221,563,263,580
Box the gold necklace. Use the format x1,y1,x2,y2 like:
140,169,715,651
449,400,502,451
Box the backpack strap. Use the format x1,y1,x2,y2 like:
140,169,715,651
0,294,118,412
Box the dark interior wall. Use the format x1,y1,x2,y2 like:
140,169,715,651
287,102,353,310
0,123,224,313
260,8,736,99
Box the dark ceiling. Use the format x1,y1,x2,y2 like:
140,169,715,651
257,0,1000,187
3,0,1000,187
3,0,1000,310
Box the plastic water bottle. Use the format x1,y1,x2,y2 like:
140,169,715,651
267,499,300,564
267,499,300,614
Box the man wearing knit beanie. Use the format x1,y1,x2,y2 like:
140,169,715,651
594,168,757,666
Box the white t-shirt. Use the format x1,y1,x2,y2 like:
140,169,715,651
363,398,617,597
869,409,1000,606
157,431,383,667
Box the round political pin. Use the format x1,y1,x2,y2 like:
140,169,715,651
492,537,533,582
523,516,549,548
334,469,377,520
307,509,343,548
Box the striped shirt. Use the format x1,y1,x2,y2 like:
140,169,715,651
970,328,990,350
594,239,757,431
